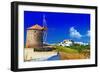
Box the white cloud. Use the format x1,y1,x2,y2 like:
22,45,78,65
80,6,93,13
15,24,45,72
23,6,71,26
87,30,90,37
69,27,82,39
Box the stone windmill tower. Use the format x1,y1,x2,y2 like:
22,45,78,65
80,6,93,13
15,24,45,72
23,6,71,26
26,24,46,48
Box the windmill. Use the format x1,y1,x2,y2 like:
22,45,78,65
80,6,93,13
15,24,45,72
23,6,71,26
43,14,48,45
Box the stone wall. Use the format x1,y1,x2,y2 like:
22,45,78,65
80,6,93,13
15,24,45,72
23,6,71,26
26,29,43,48
24,48,57,61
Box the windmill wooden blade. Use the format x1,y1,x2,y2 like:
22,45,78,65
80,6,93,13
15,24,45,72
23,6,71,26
43,14,47,44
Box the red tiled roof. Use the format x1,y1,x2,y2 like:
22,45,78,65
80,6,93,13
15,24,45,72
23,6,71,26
27,24,45,30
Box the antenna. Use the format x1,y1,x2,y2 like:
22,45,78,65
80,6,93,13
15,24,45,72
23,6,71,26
43,14,47,44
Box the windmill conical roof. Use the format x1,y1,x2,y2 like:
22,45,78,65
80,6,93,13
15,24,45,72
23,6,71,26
27,24,44,30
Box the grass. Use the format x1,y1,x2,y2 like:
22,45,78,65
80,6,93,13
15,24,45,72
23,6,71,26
53,45,90,59
54,46,78,53
66,44,90,53
54,45,90,53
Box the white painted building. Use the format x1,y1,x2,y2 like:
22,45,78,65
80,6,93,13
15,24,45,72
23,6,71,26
59,40,74,47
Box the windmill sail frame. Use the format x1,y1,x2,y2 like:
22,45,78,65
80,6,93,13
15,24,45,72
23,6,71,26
43,14,47,44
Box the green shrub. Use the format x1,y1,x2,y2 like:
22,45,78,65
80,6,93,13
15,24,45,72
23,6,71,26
54,46,78,53
66,45,90,53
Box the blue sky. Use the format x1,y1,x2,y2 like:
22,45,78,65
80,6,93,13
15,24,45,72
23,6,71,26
24,11,90,44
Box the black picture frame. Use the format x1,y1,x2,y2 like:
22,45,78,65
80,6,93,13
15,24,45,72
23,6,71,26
11,1,98,72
